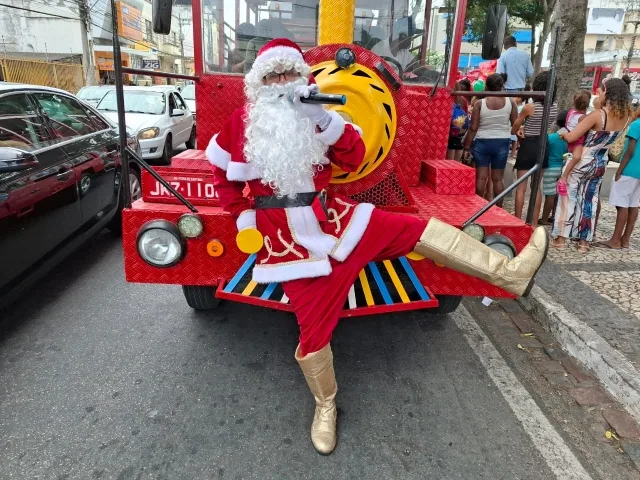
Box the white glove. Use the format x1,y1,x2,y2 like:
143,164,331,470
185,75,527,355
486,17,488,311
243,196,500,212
292,84,332,131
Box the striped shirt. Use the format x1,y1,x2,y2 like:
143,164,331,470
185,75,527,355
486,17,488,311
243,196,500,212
524,102,558,137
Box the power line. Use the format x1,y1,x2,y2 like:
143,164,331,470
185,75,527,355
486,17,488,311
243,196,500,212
0,1,193,57
0,2,78,20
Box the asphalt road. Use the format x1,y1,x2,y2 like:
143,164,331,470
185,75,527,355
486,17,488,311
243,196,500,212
1,231,582,480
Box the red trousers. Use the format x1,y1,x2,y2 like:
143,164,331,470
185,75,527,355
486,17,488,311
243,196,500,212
282,209,427,356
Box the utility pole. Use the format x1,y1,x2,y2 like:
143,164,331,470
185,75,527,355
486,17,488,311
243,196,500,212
177,10,190,74
78,0,97,85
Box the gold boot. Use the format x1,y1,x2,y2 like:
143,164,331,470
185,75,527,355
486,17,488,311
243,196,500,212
414,218,549,297
295,344,337,455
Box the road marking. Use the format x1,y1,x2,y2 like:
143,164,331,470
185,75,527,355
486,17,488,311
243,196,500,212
453,306,593,480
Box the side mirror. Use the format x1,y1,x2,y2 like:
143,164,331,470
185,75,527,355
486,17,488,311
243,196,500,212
0,148,39,173
171,109,185,117
482,4,508,60
152,0,172,35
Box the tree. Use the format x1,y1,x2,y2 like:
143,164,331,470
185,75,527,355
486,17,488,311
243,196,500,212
552,0,588,111
465,0,557,74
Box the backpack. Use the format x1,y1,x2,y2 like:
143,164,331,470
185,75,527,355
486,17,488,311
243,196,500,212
450,103,470,138
609,115,632,162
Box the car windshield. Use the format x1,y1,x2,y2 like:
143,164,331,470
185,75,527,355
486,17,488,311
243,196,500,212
181,85,195,100
77,87,111,102
97,91,165,115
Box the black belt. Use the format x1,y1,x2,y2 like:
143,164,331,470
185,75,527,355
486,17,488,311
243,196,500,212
255,191,325,209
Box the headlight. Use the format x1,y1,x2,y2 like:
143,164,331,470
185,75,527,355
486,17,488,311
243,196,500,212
483,234,517,260
462,223,485,242
138,127,160,140
137,220,185,267
177,213,204,238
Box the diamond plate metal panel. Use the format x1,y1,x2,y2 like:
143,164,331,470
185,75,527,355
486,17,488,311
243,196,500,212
122,203,244,285
421,159,475,195
304,44,452,195
196,75,246,151
318,0,354,45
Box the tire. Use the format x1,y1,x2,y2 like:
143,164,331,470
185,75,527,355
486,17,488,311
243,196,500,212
107,167,141,234
159,135,172,165
427,295,462,315
182,285,222,310
185,126,196,149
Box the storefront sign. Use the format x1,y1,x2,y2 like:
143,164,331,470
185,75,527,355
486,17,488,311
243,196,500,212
143,59,161,69
117,1,143,41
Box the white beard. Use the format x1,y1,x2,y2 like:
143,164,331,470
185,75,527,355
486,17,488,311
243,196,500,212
244,79,328,198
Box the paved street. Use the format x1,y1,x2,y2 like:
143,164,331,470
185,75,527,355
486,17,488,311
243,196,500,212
2,229,640,480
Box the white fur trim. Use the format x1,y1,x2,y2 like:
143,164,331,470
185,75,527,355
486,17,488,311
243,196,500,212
347,123,363,136
254,46,303,66
252,257,332,284
286,206,337,257
330,203,375,261
316,111,346,146
226,161,261,181
236,210,256,231
205,134,231,170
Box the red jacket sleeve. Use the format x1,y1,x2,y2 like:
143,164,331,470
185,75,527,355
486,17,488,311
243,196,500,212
326,124,365,173
207,112,256,231
315,111,365,173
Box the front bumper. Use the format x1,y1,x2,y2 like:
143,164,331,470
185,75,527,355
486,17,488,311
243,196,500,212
139,136,166,160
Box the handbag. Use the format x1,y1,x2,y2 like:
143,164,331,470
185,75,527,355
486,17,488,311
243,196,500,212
608,116,632,162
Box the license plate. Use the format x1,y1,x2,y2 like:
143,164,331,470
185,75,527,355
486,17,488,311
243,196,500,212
146,179,217,200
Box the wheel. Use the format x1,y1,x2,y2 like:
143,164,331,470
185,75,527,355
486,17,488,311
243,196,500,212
427,295,462,315
159,135,172,165
107,167,141,234
185,126,196,149
182,285,222,310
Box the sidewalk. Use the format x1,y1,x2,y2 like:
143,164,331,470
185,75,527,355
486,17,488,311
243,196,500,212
500,198,640,423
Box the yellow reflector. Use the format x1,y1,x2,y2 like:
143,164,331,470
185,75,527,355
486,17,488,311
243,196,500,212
207,239,224,257
236,228,263,254
406,251,425,261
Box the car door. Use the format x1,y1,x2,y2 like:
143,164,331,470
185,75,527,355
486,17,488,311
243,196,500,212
172,92,193,144
0,91,82,294
31,91,121,226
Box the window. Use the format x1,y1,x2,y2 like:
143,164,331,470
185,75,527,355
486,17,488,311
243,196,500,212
0,93,50,148
202,0,319,74
97,91,166,115
595,40,605,52
180,84,195,100
173,93,187,110
145,19,154,42
33,93,99,139
169,94,177,112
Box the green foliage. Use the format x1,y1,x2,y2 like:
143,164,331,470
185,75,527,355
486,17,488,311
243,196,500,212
465,0,544,43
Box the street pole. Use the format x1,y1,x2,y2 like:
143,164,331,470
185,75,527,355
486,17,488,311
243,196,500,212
78,0,97,85
627,20,640,73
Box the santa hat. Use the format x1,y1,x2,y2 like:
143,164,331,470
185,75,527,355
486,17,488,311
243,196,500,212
245,38,312,90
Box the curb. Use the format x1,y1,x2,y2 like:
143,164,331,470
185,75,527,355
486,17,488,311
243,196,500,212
518,285,640,424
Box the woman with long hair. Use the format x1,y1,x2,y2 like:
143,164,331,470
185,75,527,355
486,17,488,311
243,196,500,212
552,78,633,253
511,71,558,227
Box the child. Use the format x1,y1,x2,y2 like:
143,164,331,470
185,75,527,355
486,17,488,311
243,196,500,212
540,110,569,225
595,110,640,249
447,80,470,161
557,90,591,195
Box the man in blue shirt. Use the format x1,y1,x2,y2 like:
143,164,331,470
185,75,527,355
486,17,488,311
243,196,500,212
496,36,534,90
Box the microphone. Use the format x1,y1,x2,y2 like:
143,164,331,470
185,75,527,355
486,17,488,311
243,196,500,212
299,92,347,105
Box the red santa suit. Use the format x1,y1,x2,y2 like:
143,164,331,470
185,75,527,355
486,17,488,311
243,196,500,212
208,105,427,356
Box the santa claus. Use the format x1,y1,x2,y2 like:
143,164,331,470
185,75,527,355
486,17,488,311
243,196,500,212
207,38,548,455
